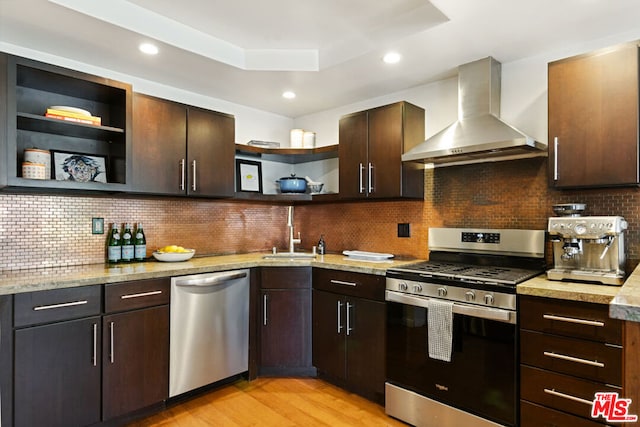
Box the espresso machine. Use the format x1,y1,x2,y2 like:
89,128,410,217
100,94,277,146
547,204,628,285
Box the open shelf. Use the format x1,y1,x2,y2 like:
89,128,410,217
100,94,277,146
235,144,338,164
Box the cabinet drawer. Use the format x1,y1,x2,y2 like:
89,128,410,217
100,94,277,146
520,400,612,427
520,296,622,344
521,365,621,422
105,278,170,313
313,268,385,301
261,267,311,289
14,285,102,327
521,330,622,385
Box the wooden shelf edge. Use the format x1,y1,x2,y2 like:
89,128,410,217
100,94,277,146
235,144,338,164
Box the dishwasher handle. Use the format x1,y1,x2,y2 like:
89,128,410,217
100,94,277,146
175,271,247,287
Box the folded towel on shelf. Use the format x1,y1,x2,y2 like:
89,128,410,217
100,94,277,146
427,298,454,362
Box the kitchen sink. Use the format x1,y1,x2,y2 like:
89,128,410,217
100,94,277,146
262,252,316,260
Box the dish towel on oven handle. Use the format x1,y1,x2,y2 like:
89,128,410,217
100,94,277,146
427,298,454,362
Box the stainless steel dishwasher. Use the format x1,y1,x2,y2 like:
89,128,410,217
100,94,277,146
169,269,250,397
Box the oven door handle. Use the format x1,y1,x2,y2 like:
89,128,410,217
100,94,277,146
385,290,515,324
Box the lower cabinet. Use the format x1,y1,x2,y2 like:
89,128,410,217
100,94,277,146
102,278,170,420
519,295,624,427
312,269,386,403
259,267,314,376
12,278,170,427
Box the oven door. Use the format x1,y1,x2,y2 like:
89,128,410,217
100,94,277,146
386,290,517,427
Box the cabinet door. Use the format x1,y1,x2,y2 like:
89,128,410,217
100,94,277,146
132,93,187,195
338,111,368,199
260,289,312,370
345,297,386,400
102,305,169,421
186,107,235,197
549,43,639,188
368,103,404,198
312,289,346,382
14,316,101,427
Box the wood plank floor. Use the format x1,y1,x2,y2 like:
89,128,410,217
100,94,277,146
127,378,407,426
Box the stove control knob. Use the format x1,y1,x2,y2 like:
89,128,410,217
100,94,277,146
484,294,495,305
437,287,447,297
413,284,423,293
465,291,476,302
399,282,408,291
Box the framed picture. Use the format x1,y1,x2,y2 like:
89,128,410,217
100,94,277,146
52,151,108,183
236,159,262,193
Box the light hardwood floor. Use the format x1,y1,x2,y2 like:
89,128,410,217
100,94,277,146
127,378,407,426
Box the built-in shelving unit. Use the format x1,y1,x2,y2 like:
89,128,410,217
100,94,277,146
234,143,339,203
3,53,132,192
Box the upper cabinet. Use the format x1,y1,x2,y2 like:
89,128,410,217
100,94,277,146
548,41,640,188
132,93,235,197
2,53,132,191
338,101,425,199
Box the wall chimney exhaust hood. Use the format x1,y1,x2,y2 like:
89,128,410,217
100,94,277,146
402,57,547,166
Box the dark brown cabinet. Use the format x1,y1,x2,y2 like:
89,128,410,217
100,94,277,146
338,101,425,199
132,93,235,197
519,295,624,426
11,279,170,427
102,278,170,420
2,53,132,191
312,269,386,403
13,285,103,427
259,267,314,376
548,41,639,188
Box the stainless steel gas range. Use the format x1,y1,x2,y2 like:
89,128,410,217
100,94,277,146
385,227,546,427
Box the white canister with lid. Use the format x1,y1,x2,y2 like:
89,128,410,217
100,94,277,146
24,148,51,179
22,162,46,180
303,131,316,148
290,129,304,148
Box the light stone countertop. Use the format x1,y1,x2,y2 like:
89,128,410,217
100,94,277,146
517,274,621,305
610,263,640,322
0,253,422,296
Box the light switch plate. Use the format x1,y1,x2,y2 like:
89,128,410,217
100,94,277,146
92,218,104,234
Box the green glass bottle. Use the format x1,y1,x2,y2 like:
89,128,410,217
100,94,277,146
121,223,134,262
107,223,121,264
134,222,147,262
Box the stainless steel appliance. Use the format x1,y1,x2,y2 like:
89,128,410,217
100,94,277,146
385,228,546,427
169,269,250,397
547,215,627,285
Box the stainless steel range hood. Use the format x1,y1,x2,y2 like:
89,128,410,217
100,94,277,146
402,57,547,166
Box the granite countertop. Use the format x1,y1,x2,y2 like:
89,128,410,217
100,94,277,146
0,253,421,296
517,263,640,322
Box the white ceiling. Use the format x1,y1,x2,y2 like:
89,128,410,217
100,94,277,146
1,0,640,118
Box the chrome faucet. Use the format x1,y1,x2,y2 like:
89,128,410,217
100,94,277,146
287,205,301,253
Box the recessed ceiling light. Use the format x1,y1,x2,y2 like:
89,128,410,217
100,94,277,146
139,43,159,55
383,52,401,64
282,91,296,99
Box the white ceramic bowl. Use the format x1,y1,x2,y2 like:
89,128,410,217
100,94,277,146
152,249,195,262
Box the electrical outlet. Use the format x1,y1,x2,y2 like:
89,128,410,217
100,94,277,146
397,223,410,238
92,218,104,234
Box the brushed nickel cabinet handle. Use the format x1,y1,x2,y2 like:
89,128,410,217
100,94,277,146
543,314,605,327
92,323,98,367
337,300,343,334
120,290,163,299
368,162,373,193
359,163,365,194
544,388,593,406
263,294,268,326
543,351,605,368
346,302,353,336
33,300,88,311
109,321,115,364
191,160,197,191
330,279,357,287
553,137,559,180
180,159,186,191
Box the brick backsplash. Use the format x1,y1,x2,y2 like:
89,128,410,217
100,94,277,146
2,157,640,272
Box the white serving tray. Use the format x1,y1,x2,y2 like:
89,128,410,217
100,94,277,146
342,250,394,261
